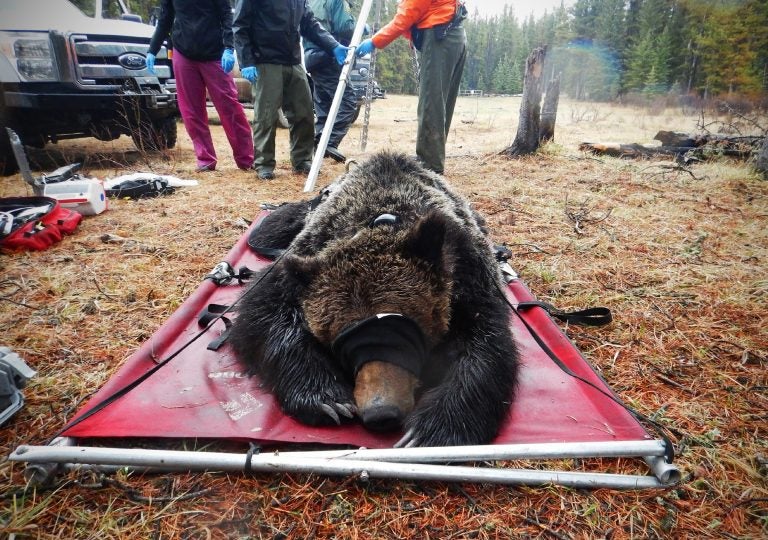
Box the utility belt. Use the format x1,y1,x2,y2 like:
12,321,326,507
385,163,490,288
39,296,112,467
411,2,468,51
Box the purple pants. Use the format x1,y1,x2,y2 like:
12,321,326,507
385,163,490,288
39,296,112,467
173,50,253,170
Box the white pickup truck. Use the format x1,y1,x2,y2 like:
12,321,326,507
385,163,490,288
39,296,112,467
0,0,178,175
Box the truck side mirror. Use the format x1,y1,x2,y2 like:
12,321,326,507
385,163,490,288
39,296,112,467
121,13,143,23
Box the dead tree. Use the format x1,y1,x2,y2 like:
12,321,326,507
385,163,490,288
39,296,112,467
756,136,768,178
501,46,547,157
539,74,560,143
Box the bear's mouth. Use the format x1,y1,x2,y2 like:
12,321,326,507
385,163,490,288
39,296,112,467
331,313,427,377
331,313,426,431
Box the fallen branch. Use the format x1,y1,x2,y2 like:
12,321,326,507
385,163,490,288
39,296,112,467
564,195,613,235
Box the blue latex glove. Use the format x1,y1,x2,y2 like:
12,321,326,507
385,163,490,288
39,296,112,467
145,52,156,73
221,48,235,73
333,45,349,65
241,66,258,83
356,39,375,57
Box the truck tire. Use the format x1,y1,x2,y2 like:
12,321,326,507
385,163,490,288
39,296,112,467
0,127,19,176
131,116,178,152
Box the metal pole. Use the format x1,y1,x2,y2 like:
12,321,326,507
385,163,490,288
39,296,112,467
281,440,669,462
304,0,375,193
644,456,682,485
359,0,382,152
10,444,669,489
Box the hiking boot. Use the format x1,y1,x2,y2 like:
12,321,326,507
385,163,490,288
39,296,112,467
257,167,275,180
196,163,216,172
325,146,346,163
293,161,312,175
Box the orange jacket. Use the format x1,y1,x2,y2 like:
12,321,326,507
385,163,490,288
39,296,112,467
371,0,458,49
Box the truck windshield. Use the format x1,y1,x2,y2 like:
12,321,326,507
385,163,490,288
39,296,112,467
69,0,128,20
0,0,86,23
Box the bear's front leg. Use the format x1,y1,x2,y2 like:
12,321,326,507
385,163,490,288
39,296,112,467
263,318,357,426
230,268,356,426
396,314,518,447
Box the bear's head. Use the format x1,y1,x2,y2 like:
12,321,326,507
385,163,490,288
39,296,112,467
285,210,460,431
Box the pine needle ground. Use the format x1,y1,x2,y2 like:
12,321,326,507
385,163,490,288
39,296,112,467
1,95,766,538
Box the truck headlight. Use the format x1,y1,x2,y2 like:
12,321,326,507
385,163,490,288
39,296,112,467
0,31,57,82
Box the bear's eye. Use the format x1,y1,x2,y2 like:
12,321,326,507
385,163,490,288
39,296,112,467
370,213,398,227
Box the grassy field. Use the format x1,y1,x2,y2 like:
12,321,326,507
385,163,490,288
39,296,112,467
1,94,767,539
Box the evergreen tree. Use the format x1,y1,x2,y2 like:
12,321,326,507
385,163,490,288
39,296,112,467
361,0,766,101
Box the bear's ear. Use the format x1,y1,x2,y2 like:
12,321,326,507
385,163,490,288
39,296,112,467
403,211,456,270
283,254,322,287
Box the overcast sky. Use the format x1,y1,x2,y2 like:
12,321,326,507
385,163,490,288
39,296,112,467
463,0,574,19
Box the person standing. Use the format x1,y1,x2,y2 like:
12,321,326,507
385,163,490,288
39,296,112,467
233,0,349,180
357,0,467,174
147,0,254,172
303,0,358,163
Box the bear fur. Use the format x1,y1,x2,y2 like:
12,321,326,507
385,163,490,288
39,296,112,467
229,152,519,447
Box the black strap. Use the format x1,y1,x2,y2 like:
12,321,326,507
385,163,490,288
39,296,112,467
517,300,612,327
197,303,233,351
244,442,261,475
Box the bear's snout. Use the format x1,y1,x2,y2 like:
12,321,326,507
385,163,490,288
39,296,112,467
354,361,419,432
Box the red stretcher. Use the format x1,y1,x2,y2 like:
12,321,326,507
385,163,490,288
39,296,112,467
9,212,680,489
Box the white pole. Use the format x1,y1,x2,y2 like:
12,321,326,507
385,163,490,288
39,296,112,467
304,0,375,193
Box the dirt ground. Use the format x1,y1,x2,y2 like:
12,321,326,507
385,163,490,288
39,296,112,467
1,95,767,538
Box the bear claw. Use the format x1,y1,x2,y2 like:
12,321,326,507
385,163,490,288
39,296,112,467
320,404,341,424
319,402,357,425
394,429,418,448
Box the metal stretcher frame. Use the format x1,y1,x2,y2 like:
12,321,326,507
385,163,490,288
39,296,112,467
11,438,679,489
9,211,681,489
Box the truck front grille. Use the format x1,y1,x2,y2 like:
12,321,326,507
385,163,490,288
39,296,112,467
71,35,172,87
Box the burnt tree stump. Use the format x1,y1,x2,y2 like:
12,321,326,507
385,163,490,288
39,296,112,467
501,46,547,157
539,74,561,143
755,136,768,178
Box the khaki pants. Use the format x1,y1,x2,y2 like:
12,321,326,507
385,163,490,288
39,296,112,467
416,24,467,174
251,63,315,170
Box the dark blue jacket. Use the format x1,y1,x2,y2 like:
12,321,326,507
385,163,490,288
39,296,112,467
233,0,339,67
149,0,234,61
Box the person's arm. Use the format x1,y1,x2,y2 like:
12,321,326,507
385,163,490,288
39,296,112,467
233,0,256,68
148,0,174,55
330,0,356,45
371,0,430,49
217,0,235,51
300,0,341,54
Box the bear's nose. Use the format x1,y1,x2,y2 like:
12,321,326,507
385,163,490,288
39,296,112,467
360,402,405,431
353,360,418,433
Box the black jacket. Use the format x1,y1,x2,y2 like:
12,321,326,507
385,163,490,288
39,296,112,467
233,0,340,67
149,0,234,61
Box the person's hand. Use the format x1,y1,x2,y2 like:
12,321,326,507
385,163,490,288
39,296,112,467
145,52,156,73
356,39,374,57
333,45,349,65
241,66,258,83
221,48,235,73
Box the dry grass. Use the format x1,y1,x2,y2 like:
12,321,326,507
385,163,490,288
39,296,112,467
1,95,767,538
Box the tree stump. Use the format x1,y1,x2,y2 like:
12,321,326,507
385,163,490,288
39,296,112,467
757,136,768,179
539,74,560,143
501,46,547,157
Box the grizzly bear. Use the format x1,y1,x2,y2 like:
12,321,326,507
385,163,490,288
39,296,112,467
229,152,519,447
